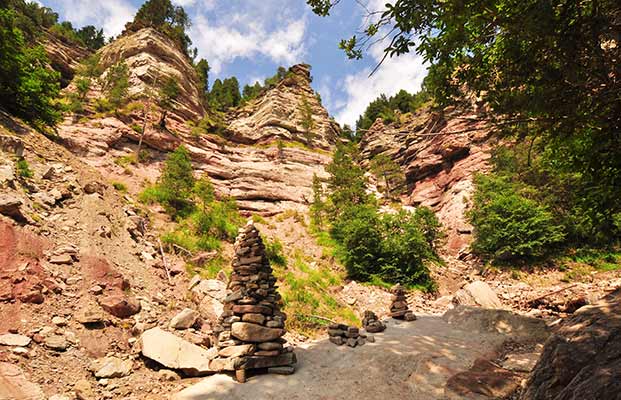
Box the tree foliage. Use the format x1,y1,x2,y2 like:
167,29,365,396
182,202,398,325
356,88,429,132
209,77,241,110
140,146,241,252
317,143,440,290
194,58,210,95
369,154,405,197
468,173,566,263
126,0,193,57
100,62,129,112
0,8,60,126
309,0,621,249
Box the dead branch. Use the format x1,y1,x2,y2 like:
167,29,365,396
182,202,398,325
158,238,172,285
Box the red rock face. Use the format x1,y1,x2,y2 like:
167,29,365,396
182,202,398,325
0,220,51,304
81,256,131,293
360,106,493,256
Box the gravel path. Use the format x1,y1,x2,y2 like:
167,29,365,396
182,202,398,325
173,315,510,400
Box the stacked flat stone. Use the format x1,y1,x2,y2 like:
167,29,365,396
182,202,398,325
213,221,296,382
390,284,416,321
328,323,367,347
362,310,386,333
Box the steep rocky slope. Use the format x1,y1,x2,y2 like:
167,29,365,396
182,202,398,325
0,111,204,399
360,105,493,256
56,28,335,215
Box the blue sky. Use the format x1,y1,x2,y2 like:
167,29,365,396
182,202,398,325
36,0,428,126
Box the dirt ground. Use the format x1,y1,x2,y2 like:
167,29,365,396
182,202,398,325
172,309,548,400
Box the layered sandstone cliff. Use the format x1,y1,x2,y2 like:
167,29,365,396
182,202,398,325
43,31,91,87
98,27,205,122
360,106,493,256
227,64,340,150
56,29,335,215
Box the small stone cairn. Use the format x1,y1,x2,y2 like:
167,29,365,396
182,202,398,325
328,324,369,347
390,284,416,321
362,310,386,333
213,221,296,382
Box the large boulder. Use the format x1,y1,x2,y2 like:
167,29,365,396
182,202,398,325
0,362,45,400
140,328,217,376
521,289,621,400
452,281,503,309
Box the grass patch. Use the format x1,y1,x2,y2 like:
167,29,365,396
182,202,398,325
264,237,287,267
115,154,137,167
112,181,127,192
273,249,356,337
16,159,33,178
252,214,267,224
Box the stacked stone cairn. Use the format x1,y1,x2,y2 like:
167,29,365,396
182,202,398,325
362,310,386,333
390,284,416,321
328,323,369,347
213,221,296,382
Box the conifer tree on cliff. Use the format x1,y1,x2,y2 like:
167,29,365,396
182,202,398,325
126,0,192,56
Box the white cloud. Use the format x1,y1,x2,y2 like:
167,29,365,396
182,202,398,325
189,1,308,74
44,0,136,37
334,1,428,127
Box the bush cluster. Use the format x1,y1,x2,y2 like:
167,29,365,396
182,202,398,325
468,142,620,264
140,146,241,252
312,144,440,291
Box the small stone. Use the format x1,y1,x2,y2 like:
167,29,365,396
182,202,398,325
0,333,32,347
241,313,265,325
230,322,284,343
99,295,141,318
329,336,344,346
346,338,357,347
11,347,29,355
89,285,104,295
49,254,73,265
366,335,375,343
90,356,133,378
257,342,283,351
52,316,68,326
76,307,106,325
74,379,94,400
158,369,180,381
169,308,199,330
44,335,68,351
218,344,255,358
268,366,295,375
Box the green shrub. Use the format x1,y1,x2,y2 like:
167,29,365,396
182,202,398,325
154,145,195,214
139,185,168,204
161,228,221,253
131,124,143,134
332,205,439,290
468,174,566,262
112,182,127,192
190,200,240,241
265,238,287,267
15,159,33,178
